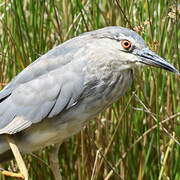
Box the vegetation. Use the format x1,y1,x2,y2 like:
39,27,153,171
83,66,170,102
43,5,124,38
0,0,179,179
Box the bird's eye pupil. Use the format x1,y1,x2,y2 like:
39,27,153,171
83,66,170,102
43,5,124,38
121,40,131,50
124,42,129,46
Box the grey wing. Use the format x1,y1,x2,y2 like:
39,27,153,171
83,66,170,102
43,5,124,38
0,68,85,135
0,39,82,100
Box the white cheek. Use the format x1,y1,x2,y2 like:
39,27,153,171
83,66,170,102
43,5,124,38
118,64,135,70
120,62,143,70
135,61,145,67
114,54,144,71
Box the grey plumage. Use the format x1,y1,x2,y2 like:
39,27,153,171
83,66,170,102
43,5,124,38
0,26,178,157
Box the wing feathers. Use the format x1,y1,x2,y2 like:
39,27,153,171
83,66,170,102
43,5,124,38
0,68,84,134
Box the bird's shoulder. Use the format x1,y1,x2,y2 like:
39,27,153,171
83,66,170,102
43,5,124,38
0,37,87,100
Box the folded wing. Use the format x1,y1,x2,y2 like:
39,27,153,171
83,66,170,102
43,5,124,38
0,63,85,134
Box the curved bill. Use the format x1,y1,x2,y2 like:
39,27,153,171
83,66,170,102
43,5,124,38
135,48,179,75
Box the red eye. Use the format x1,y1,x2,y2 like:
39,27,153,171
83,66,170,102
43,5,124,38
121,40,131,50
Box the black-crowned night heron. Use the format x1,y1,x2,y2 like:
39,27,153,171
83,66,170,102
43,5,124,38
0,26,179,179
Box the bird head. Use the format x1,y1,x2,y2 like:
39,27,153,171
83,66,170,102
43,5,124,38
83,26,179,74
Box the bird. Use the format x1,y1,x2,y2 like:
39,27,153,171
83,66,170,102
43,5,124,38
0,26,179,179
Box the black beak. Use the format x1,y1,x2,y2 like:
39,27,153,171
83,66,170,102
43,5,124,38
135,48,179,75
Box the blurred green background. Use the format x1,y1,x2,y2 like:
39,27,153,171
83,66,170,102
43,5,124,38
0,0,179,179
